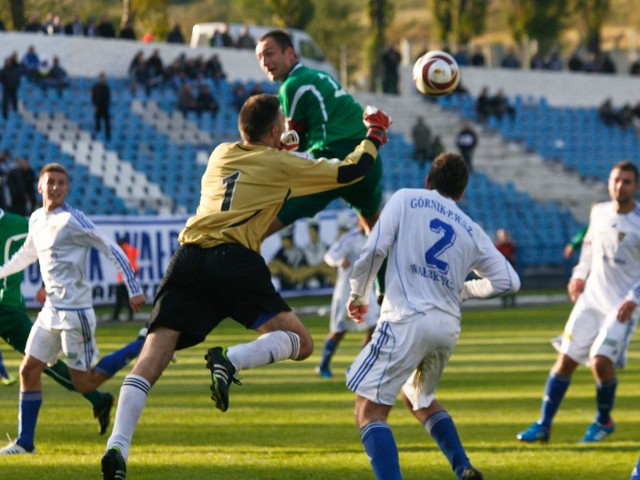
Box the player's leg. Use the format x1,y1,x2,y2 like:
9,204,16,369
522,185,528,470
317,330,345,379
631,454,640,480
104,325,180,472
518,302,598,442
355,395,401,480
0,349,16,385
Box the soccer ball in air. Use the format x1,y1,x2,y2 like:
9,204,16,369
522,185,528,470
413,50,461,97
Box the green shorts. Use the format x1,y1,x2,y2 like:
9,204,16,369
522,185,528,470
278,146,383,226
0,305,34,354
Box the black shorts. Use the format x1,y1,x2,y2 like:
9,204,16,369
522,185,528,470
149,243,291,350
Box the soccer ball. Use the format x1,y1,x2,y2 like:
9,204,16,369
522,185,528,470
413,50,461,97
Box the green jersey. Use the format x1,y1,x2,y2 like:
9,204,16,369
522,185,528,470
279,63,366,158
0,209,28,308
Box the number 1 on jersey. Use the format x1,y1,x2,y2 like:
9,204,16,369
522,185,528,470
221,171,240,211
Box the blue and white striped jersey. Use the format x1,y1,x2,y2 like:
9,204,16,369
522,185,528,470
572,201,640,312
349,188,519,321
0,203,142,309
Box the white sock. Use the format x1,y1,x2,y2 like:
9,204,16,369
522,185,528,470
227,331,300,371
106,374,151,460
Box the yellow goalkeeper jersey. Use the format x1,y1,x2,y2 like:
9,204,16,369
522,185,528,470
179,139,377,253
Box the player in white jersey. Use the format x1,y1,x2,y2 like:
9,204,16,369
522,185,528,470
315,214,379,378
0,163,146,455
518,160,640,445
346,152,520,480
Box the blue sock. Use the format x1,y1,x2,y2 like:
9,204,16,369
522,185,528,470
94,337,144,377
425,410,470,479
319,339,338,371
595,378,617,425
632,455,640,480
17,391,42,451
360,421,402,480
0,350,9,378
539,373,571,429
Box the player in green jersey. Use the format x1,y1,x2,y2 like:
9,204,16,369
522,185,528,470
256,30,384,238
0,208,114,435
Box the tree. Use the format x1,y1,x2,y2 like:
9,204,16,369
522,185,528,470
366,0,394,92
572,0,611,53
128,0,170,40
266,0,315,30
9,0,25,30
431,0,489,45
505,0,571,55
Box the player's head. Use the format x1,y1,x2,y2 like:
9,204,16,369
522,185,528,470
38,162,69,211
256,30,297,82
238,94,285,146
425,152,469,201
608,160,639,209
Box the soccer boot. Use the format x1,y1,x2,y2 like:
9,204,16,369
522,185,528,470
315,365,333,379
516,422,550,443
205,347,241,412
94,392,115,435
1,374,17,386
580,420,615,443
631,461,639,480
0,440,35,455
102,448,126,480
462,466,484,480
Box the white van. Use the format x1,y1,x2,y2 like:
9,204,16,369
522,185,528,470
190,23,338,78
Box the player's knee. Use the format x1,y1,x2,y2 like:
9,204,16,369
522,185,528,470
295,331,314,360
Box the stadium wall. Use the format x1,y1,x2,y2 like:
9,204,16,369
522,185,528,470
2,31,639,108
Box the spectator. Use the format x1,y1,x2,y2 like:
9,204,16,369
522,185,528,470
301,221,334,289
209,23,233,47
452,45,469,66
92,72,111,141
544,50,563,71
167,23,185,44
567,49,585,72
97,15,116,38
130,54,152,95
584,52,603,73
146,49,164,78
176,83,196,116
411,115,432,167
456,121,478,170
230,83,249,112
236,25,256,49
0,18,5,31
629,56,640,75
0,150,10,209
142,32,154,43
40,56,69,96
119,20,136,40
0,54,22,120
470,45,486,66
6,158,28,216
495,228,517,308
431,135,445,158
205,54,226,82
269,226,308,290
85,16,98,37
598,97,618,126
24,14,42,33
381,43,402,94
530,52,545,70
195,84,219,117
500,46,521,69
65,14,84,36
601,53,616,73
20,158,37,214
43,14,64,35
475,86,492,123
490,88,516,121
21,46,40,81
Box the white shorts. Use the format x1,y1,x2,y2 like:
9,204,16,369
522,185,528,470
561,297,638,368
25,305,99,371
346,310,460,408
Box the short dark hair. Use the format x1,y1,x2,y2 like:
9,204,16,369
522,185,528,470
426,152,469,199
258,30,294,52
612,160,639,182
39,162,68,180
238,94,282,142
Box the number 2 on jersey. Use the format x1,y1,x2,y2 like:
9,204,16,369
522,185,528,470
425,219,456,273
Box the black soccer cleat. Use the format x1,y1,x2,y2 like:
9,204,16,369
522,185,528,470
101,448,126,480
462,466,484,480
94,392,115,436
205,346,241,412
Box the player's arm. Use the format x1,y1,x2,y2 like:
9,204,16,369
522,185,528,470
461,232,521,301
568,214,595,301
0,232,38,280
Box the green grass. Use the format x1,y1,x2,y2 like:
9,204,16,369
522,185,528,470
0,302,638,479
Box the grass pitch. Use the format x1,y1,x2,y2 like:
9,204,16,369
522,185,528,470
0,300,638,479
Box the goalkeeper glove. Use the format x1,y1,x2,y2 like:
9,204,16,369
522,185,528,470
363,105,392,147
279,129,300,151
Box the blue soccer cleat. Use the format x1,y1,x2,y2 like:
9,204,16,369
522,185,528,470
315,365,333,379
517,422,550,443
580,420,615,443
631,461,639,480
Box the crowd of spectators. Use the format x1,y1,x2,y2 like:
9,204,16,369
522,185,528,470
475,86,516,123
598,97,640,131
